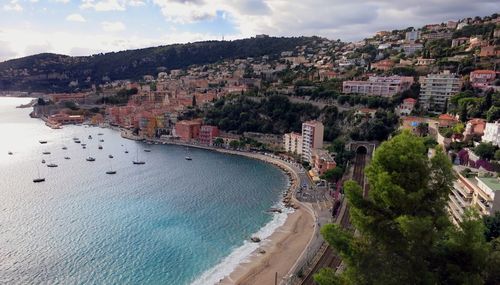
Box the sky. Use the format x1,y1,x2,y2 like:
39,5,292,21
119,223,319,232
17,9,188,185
0,0,498,61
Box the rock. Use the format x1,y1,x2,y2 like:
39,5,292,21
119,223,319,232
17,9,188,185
251,237,261,243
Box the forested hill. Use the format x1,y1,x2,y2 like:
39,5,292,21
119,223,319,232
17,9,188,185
0,36,319,93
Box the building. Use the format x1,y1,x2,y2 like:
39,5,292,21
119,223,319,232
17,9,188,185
405,30,420,42
421,31,453,40
447,20,458,29
342,76,414,97
419,72,461,112
480,46,500,57
451,37,469,47
396,98,417,116
199,125,219,146
402,43,423,55
284,132,303,155
311,149,336,176
448,172,474,225
301,121,324,162
474,176,500,216
174,119,202,141
470,70,498,89
482,121,500,146
416,58,436,66
371,59,395,71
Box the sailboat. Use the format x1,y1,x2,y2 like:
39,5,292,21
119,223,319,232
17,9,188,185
106,159,117,175
185,146,192,160
33,165,45,183
132,148,145,165
8,151,13,155
61,135,67,150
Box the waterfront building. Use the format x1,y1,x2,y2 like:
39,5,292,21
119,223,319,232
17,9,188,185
199,125,219,146
47,113,85,125
301,121,324,162
342,76,414,97
174,119,202,141
311,149,336,176
482,121,500,146
284,132,303,155
419,71,461,112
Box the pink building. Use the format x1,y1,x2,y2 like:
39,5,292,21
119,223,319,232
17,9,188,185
312,149,336,176
199,125,220,146
470,70,498,90
342,76,414,97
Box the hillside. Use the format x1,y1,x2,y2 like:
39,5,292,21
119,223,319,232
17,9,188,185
0,36,319,93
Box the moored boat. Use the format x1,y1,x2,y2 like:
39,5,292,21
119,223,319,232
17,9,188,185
86,157,96,162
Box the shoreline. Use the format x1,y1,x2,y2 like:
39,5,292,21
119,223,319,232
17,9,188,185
136,138,317,285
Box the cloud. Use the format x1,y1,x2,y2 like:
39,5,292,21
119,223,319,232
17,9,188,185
0,41,17,61
52,0,70,3
66,13,86,22
3,0,23,12
101,21,126,32
80,0,126,11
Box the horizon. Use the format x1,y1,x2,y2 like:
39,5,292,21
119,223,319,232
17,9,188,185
0,0,498,62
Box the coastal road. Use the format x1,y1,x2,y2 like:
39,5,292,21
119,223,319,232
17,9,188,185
299,151,367,285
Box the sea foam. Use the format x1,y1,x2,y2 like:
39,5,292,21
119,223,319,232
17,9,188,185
191,205,294,285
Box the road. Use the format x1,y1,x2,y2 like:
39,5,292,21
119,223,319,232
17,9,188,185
299,151,367,285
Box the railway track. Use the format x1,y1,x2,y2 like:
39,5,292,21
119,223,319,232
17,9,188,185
299,151,366,285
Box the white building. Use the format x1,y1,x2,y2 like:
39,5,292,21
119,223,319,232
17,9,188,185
482,121,500,146
419,71,461,112
342,76,414,97
301,121,324,162
284,132,303,155
405,30,420,42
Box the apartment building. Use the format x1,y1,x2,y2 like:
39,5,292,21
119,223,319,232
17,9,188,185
343,76,414,97
283,132,303,155
301,121,324,162
482,121,500,146
448,171,500,225
199,125,219,146
419,72,461,112
470,70,497,90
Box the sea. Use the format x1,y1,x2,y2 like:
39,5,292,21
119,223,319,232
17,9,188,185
0,97,289,285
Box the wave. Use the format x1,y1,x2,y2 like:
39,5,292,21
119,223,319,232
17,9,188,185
190,204,294,285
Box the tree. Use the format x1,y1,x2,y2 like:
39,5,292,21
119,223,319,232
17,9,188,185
229,140,240,149
314,132,492,285
320,167,344,183
495,150,500,161
484,212,500,242
474,142,496,160
192,95,197,107
213,137,224,147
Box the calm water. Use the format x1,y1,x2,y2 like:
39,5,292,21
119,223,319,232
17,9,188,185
0,97,288,285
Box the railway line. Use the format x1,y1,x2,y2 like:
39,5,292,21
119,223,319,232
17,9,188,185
299,150,367,285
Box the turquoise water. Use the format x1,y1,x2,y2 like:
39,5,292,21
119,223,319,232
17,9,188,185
0,97,288,284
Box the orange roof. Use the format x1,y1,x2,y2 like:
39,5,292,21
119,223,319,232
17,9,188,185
403,98,417,103
471,70,497,75
438,114,456,121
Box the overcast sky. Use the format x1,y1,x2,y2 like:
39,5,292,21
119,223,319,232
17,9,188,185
0,0,498,61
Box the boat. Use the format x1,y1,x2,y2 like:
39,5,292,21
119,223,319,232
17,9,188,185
82,146,86,149
108,155,114,158
98,145,103,150
41,159,46,164
86,157,96,162
81,143,86,147
8,151,13,155
64,157,71,160
106,160,117,174
39,140,47,144
144,149,151,152
62,146,67,150
47,163,58,168
125,150,129,153
99,139,104,142
33,165,45,183
42,151,51,155
74,140,81,144
185,147,192,161
98,133,104,136
132,148,145,165
88,135,93,139
72,137,79,141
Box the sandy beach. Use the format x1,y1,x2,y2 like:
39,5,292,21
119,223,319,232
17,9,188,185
219,204,314,285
